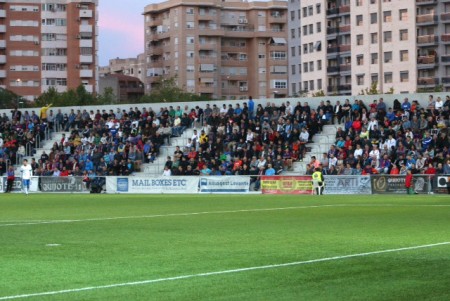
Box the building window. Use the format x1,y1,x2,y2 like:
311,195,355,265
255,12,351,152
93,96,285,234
399,9,408,21
303,62,308,73
273,80,287,89
291,29,295,39
271,51,287,60
383,11,392,22
357,55,364,65
186,37,194,44
303,25,307,35
400,71,409,82
356,15,363,26
356,0,363,6
370,13,377,24
186,21,194,29
291,82,296,93
309,24,313,34
383,31,392,43
308,6,313,16
400,29,408,41
291,46,295,57
384,72,393,83
400,50,409,62
317,60,322,70
384,51,392,63
356,34,363,45
371,33,378,44
371,73,378,84
302,7,307,17
317,22,321,33
186,7,194,14
316,4,321,14
371,53,378,64
291,64,296,75
317,79,322,90
357,75,365,86
309,61,314,72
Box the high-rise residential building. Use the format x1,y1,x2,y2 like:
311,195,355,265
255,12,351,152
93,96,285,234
0,0,98,101
288,0,450,96
143,0,288,100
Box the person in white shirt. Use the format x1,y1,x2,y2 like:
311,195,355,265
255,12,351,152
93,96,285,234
369,145,380,161
299,127,309,142
354,144,363,158
20,159,33,195
162,166,171,176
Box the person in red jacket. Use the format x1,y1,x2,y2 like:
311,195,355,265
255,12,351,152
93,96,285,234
405,169,414,195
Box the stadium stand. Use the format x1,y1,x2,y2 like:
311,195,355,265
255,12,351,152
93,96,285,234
0,95,449,186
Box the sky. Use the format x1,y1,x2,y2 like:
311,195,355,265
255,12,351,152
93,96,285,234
98,0,161,66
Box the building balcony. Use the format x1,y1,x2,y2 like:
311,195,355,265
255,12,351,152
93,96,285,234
327,85,352,93
327,44,351,54
147,47,163,56
417,35,439,45
79,9,93,18
0,40,5,48
198,85,215,93
417,55,437,64
80,39,93,47
84,84,93,93
80,55,93,63
0,70,6,78
268,14,287,24
327,66,339,74
441,34,450,43
222,74,248,81
146,17,162,27
416,14,438,24
80,25,93,33
417,77,439,86
441,55,450,63
197,28,225,36
339,6,350,14
80,69,93,78
441,12,450,22
223,28,255,38
442,77,450,85
0,55,5,64
221,58,247,66
340,25,351,33
198,13,216,21
327,7,339,16
416,0,437,5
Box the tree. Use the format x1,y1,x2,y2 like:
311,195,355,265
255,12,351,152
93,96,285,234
359,82,380,95
385,87,394,94
97,87,117,104
0,88,19,109
312,90,325,97
138,76,209,103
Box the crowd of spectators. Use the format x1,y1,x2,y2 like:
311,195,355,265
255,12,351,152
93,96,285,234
1,95,449,185
0,108,49,176
304,95,450,180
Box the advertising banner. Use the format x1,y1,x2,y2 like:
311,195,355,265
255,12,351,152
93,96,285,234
199,176,251,193
39,177,88,193
261,176,313,195
371,175,430,194
0,176,39,193
323,175,372,194
109,176,199,194
435,175,450,194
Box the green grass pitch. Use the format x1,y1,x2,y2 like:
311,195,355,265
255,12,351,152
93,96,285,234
1,194,449,301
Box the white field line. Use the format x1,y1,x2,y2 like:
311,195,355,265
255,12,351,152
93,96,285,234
1,204,450,227
0,241,449,300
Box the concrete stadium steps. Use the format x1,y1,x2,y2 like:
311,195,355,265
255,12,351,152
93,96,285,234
280,124,343,176
136,128,194,176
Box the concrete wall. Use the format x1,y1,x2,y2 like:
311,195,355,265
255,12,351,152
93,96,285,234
1,92,448,119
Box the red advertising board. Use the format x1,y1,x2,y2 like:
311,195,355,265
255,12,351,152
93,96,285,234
261,176,313,195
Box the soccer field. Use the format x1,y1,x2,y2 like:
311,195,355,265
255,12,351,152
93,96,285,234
0,194,449,301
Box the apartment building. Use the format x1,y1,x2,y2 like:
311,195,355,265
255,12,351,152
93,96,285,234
288,0,450,96
0,0,98,101
99,54,146,85
143,0,288,100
